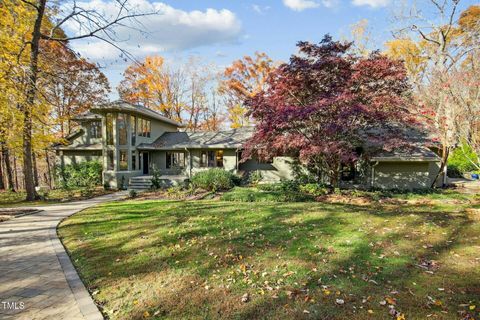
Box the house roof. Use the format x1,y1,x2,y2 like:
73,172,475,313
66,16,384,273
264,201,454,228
371,146,440,162
72,113,102,121
90,100,184,127
64,129,84,141
137,127,255,150
54,143,103,151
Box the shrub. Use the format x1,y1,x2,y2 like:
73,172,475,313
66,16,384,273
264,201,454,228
248,170,263,186
129,189,138,198
278,179,300,193
151,168,163,190
299,183,329,197
55,161,102,189
191,168,239,192
448,144,479,174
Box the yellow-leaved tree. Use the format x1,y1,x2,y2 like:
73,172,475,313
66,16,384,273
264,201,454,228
219,52,276,129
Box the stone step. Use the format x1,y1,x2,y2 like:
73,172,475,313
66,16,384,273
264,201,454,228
129,176,153,190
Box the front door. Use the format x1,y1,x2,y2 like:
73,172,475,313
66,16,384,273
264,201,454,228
142,152,149,175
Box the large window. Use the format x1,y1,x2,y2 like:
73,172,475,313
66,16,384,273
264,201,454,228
119,150,128,171
166,152,185,168
138,118,151,138
107,150,114,170
117,113,128,145
132,152,136,171
106,113,114,146
201,150,223,168
89,121,102,139
131,116,137,145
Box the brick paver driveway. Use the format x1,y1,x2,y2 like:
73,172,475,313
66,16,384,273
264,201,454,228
0,192,127,320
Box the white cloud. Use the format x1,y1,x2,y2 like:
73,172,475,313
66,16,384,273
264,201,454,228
63,0,242,60
283,0,320,11
351,0,390,8
252,4,271,14
321,0,340,8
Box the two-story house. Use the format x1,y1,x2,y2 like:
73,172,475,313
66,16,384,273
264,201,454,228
55,100,443,190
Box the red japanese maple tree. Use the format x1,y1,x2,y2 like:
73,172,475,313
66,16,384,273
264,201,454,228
243,36,419,188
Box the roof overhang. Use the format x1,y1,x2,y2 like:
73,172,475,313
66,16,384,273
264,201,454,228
91,100,185,128
137,144,241,151
54,144,102,151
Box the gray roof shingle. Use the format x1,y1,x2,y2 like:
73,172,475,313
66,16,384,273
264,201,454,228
371,146,440,162
138,127,255,150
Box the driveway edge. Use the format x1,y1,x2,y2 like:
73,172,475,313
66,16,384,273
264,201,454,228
50,210,104,320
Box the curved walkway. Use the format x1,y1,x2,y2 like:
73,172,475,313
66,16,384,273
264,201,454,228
0,191,127,320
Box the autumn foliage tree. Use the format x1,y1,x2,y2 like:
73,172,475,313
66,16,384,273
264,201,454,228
243,36,418,189
219,52,275,128
118,56,225,131
43,42,110,137
386,3,480,185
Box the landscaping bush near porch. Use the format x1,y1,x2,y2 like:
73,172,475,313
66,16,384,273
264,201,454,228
55,161,102,189
58,193,480,320
191,168,240,192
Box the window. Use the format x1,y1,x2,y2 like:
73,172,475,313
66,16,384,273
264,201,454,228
166,152,185,168
106,113,114,145
89,121,102,139
117,113,127,145
132,152,136,171
107,150,114,170
119,150,128,171
137,118,151,137
216,150,224,167
131,116,136,145
208,151,215,167
200,151,208,167
201,150,223,168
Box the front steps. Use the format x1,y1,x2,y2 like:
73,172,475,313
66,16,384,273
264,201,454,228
128,175,189,190
129,176,153,190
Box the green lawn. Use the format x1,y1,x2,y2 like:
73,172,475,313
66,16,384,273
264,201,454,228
0,187,112,207
58,193,480,320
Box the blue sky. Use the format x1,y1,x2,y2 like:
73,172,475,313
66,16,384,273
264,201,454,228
65,0,477,97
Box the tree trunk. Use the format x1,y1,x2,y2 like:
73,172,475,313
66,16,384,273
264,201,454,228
431,144,449,188
32,152,39,187
22,0,46,200
0,152,4,190
2,144,15,192
13,155,19,190
45,149,52,189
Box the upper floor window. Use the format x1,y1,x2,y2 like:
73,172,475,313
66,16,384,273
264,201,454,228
89,121,102,139
106,113,114,146
131,116,137,145
117,113,128,145
138,118,151,138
